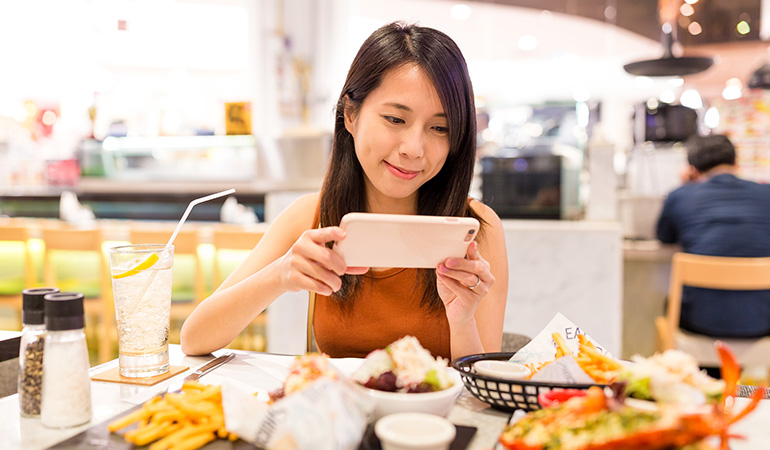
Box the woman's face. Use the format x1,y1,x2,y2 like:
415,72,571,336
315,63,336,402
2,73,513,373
344,64,449,212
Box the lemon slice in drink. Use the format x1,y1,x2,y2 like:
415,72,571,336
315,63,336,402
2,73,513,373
112,253,160,279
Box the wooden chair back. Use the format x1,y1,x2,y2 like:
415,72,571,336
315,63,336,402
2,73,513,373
307,291,317,352
210,225,265,351
41,226,114,364
0,224,37,289
656,252,770,363
211,226,263,287
0,224,37,320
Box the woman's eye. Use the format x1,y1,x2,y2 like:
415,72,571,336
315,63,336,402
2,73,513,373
433,125,448,134
384,116,404,124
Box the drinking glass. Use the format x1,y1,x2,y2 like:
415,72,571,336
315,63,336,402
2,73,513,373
108,244,174,378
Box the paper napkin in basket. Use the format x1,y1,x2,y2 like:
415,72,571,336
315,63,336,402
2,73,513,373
222,378,373,450
508,312,615,383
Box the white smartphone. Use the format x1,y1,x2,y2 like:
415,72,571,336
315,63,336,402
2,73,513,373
332,212,480,268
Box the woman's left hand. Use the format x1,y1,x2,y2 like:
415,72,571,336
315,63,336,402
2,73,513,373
436,241,495,325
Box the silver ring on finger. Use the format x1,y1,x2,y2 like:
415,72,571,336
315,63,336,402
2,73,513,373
468,275,482,291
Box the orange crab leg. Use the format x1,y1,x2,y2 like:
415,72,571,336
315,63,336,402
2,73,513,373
715,341,740,411
715,341,740,450
729,385,765,425
715,341,767,450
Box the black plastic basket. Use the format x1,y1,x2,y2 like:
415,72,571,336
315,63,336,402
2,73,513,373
452,352,600,412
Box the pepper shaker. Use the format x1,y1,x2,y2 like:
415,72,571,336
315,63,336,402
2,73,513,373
18,287,59,417
40,292,92,429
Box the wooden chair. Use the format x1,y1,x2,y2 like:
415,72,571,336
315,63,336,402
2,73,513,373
41,226,115,364
307,291,317,352
0,223,38,325
211,225,263,287
655,252,770,367
211,225,264,351
128,227,205,328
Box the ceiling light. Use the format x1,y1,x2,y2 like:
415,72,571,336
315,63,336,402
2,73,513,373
688,22,702,35
680,88,702,109
624,22,712,76
450,4,472,21
680,4,694,16
572,88,590,103
737,21,751,35
704,106,720,128
722,84,742,100
660,90,676,103
668,77,684,87
518,35,538,52
634,76,653,88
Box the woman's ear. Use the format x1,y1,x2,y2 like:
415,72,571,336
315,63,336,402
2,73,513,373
343,97,356,134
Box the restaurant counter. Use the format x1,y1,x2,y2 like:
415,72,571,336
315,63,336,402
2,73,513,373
0,330,21,398
622,239,680,359
0,344,511,450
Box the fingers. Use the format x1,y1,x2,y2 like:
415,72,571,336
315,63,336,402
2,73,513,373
280,227,350,295
438,242,494,295
307,226,346,246
466,240,481,261
285,252,344,294
297,228,348,276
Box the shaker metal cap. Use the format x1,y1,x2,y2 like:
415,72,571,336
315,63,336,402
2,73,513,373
22,287,60,325
44,292,85,331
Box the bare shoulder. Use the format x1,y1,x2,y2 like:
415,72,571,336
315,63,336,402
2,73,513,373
263,192,319,244
273,193,319,227
469,199,503,231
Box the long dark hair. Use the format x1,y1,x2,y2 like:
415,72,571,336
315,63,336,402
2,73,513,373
318,21,481,308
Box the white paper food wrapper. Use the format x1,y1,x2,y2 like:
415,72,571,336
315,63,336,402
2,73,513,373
509,312,614,383
222,378,374,450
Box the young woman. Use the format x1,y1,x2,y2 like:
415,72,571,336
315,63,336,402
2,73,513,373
181,22,508,360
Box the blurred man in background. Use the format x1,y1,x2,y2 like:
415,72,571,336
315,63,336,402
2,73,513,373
656,134,770,338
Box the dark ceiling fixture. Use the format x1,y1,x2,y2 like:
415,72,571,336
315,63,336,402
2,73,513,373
623,0,713,77
748,63,770,89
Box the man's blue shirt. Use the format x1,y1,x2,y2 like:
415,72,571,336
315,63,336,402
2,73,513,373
656,173,770,337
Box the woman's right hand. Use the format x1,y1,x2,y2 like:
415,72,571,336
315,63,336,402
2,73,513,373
274,226,366,295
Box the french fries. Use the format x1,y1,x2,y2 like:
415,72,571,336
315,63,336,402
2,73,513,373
527,333,623,383
108,382,236,450
575,340,624,384
552,333,573,358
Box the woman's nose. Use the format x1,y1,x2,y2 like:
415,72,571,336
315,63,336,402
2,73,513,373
399,127,424,159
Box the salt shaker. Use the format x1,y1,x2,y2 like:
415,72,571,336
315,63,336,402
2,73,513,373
40,292,92,429
18,287,59,417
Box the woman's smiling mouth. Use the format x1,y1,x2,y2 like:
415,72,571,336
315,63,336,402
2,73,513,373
385,161,421,180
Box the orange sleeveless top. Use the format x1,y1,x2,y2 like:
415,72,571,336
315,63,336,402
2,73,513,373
313,268,451,359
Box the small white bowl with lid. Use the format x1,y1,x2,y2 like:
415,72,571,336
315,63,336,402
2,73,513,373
472,360,529,380
374,412,456,450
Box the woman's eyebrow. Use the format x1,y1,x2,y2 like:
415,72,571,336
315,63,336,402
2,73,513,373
383,102,446,118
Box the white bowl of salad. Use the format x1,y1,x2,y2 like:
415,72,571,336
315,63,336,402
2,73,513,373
350,336,464,421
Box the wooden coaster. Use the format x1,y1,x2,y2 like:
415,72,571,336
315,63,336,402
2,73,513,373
91,365,189,386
